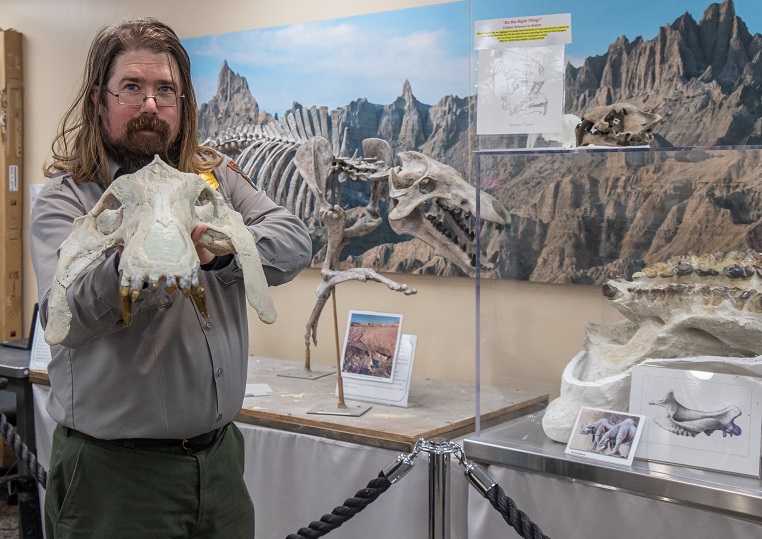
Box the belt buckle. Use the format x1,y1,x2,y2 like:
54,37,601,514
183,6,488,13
182,438,192,451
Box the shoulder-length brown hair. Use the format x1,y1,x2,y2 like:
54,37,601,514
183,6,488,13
45,17,220,183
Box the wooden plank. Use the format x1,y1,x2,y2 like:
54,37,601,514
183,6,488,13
0,30,23,340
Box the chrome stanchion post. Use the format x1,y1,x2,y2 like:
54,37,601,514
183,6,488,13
428,439,450,539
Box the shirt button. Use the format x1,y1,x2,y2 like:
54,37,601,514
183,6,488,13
216,368,223,377
216,413,223,422
205,320,213,329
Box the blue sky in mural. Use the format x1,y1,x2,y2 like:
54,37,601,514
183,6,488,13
183,0,761,115
350,313,400,326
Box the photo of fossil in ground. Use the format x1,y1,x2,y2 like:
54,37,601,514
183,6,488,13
340,312,403,381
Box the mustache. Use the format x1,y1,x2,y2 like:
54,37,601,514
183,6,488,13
125,115,170,139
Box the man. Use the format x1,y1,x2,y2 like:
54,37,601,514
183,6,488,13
29,18,312,538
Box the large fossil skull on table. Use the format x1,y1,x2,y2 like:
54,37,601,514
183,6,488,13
45,156,275,345
542,250,762,442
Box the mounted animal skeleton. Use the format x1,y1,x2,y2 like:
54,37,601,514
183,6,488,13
205,106,510,367
47,107,509,365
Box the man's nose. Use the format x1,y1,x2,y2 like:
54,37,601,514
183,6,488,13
140,96,160,113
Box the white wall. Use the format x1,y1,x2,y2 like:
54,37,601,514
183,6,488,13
1,0,618,398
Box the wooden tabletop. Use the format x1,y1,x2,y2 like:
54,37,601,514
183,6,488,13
31,356,548,452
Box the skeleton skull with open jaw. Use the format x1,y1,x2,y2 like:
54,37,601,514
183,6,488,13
45,155,275,345
388,151,510,274
575,103,662,147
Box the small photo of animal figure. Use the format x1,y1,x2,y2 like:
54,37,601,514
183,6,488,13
340,311,403,383
566,407,645,466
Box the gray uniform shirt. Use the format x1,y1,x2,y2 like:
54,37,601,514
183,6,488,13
29,154,312,440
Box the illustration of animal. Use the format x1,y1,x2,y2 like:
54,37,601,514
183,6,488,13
649,390,743,438
594,418,637,456
579,418,616,450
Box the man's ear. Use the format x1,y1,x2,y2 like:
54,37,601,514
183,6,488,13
90,86,101,112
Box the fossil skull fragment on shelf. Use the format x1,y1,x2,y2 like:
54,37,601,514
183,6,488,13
575,103,662,147
45,155,275,345
388,151,510,273
542,250,762,443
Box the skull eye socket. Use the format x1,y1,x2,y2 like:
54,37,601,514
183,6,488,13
417,177,433,194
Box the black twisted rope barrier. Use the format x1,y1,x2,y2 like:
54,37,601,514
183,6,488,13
484,483,550,539
0,412,47,488
285,472,392,539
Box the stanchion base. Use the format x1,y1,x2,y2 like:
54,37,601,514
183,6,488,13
277,368,336,380
307,402,372,417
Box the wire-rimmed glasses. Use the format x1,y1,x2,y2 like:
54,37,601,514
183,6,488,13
106,88,184,107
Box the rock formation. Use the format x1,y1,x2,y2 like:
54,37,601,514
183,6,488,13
197,0,762,284
198,61,273,140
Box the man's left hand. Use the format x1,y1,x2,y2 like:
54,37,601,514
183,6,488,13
191,224,216,266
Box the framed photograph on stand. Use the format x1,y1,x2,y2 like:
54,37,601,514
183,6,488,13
566,407,645,466
340,310,403,383
630,365,762,477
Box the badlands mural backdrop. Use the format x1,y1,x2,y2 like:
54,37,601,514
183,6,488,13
186,0,762,284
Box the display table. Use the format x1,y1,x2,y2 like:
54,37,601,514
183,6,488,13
0,346,35,458
31,356,547,538
463,408,762,538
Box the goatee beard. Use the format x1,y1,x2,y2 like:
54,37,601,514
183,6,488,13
103,115,180,175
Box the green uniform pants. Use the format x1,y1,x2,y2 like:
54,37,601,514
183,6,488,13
45,423,255,538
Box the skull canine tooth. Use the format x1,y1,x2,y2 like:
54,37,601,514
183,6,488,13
191,283,208,318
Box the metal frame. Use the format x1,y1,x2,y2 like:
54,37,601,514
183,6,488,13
464,409,762,525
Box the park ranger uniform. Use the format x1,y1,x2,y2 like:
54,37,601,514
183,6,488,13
30,151,311,538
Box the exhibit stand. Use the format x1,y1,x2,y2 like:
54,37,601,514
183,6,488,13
463,409,762,537
471,144,762,537
31,356,547,538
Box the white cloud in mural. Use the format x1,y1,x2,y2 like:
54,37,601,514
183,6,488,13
186,20,469,114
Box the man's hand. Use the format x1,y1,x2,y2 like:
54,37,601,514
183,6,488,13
191,224,216,266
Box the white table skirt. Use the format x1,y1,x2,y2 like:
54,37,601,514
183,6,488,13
33,385,471,538
466,463,762,538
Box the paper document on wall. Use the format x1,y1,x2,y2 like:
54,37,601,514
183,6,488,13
475,14,569,135
29,313,51,371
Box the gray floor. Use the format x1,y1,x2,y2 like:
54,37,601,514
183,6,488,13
0,490,19,539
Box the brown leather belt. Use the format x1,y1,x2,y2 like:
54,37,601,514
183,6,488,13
63,425,226,453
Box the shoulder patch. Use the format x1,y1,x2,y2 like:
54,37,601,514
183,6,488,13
199,172,219,190
228,162,258,189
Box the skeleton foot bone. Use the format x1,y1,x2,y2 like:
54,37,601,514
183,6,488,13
45,156,275,345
